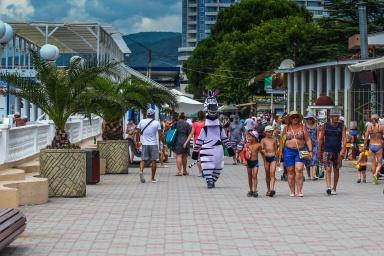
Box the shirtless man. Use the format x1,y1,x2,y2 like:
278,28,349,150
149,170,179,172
261,125,278,197
365,114,384,184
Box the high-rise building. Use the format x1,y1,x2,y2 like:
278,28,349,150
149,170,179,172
295,0,330,19
178,0,240,65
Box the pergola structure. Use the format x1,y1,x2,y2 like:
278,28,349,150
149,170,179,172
0,22,132,121
9,22,130,63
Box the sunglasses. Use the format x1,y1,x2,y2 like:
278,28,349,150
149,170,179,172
292,116,300,119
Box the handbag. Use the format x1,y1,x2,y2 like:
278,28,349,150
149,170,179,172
291,126,311,160
243,144,252,161
165,128,177,148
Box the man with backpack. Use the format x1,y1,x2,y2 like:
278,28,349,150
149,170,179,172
137,108,166,183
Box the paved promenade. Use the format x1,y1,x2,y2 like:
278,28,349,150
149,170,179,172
1,157,384,256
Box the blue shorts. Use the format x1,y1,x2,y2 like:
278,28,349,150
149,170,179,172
283,147,305,167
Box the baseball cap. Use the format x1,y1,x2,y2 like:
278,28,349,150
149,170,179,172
146,108,155,116
249,130,259,139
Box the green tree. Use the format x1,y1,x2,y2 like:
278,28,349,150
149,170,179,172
317,0,384,59
212,0,312,36
186,16,321,103
185,0,314,102
0,50,118,148
81,77,177,140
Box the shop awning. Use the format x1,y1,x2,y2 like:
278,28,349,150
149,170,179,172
348,57,384,72
169,89,203,115
218,104,238,112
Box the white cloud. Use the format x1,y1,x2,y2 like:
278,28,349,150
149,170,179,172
65,0,94,22
132,15,181,33
0,0,34,20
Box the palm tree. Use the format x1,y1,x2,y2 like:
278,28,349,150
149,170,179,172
0,49,119,148
81,76,177,140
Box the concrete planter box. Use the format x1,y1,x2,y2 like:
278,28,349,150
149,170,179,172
40,149,86,197
97,140,129,174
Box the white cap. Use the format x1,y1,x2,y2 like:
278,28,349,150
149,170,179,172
146,108,155,116
265,125,274,132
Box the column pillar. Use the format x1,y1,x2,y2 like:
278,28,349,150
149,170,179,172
14,98,21,114
22,99,30,120
326,66,332,96
335,66,341,106
301,71,306,114
317,68,322,98
287,73,292,113
37,108,43,120
344,66,351,125
380,69,384,114
31,104,37,121
294,72,298,111
309,69,314,106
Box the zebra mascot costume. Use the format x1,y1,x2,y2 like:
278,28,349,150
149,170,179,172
192,91,234,189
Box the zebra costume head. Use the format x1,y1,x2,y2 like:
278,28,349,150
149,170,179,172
203,90,219,120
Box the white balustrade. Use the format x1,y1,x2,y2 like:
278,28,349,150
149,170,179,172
65,121,82,143
0,117,102,164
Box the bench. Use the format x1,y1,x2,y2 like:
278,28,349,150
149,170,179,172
0,208,26,251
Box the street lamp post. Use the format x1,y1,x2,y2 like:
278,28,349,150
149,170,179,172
0,21,14,116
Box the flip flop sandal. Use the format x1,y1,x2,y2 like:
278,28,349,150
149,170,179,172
176,172,183,176
183,171,189,176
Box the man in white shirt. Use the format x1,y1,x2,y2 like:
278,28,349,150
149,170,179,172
137,108,166,183
244,115,256,131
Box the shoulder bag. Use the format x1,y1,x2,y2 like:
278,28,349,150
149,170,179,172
140,119,155,135
291,125,311,160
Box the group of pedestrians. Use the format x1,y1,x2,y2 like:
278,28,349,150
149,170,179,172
127,105,384,196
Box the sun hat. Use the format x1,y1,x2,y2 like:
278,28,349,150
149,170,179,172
288,111,303,121
146,108,155,116
248,130,259,139
264,125,274,132
304,111,316,120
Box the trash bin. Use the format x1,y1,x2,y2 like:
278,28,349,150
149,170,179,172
85,148,100,184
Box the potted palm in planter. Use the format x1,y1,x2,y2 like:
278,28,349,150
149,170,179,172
82,76,176,174
0,50,118,197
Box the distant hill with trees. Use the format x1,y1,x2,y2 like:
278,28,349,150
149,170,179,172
123,32,181,67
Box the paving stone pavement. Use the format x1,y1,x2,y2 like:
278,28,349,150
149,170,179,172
1,157,384,256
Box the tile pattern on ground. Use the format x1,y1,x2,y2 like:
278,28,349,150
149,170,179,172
1,157,384,255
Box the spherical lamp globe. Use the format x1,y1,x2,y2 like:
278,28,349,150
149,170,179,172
0,20,6,40
40,44,60,61
0,23,14,44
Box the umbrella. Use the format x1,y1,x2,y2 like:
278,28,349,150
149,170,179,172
169,89,203,115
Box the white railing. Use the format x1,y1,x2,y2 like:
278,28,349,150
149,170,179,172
0,117,102,164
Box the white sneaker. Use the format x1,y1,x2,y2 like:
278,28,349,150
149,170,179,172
331,190,337,195
151,179,158,183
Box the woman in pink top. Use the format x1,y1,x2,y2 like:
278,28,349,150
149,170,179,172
184,111,206,176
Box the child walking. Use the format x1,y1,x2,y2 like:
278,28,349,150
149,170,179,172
261,125,278,197
245,130,262,197
356,144,368,183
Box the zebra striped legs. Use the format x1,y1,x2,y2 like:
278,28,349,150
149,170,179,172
203,168,222,187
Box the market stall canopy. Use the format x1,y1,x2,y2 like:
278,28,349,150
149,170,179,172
218,104,238,112
170,89,203,115
348,57,384,72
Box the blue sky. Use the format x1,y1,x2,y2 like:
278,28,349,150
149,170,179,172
0,0,182,34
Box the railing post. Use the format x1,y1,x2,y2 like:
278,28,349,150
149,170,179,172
34,124,39,154
0,128,10,164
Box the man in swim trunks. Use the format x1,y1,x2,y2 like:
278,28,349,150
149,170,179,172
318,108,346,195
